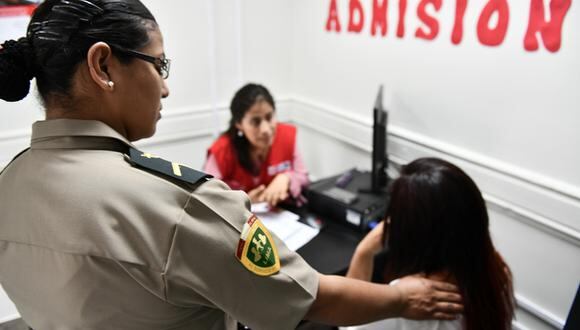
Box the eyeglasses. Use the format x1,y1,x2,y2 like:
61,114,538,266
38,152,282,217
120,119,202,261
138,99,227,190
115,48,171,79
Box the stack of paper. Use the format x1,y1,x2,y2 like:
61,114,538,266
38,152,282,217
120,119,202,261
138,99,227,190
251,203,320,251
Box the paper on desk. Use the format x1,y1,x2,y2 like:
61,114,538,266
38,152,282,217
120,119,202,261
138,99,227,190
251,204,319,251
251,202,271,213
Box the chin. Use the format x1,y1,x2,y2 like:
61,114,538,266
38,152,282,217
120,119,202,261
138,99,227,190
130,127,157,142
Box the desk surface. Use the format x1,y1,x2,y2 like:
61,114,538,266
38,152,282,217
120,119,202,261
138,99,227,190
288,206,364,275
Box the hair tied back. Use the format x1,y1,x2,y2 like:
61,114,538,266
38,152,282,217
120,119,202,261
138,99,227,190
0,38,36,102
29,0,105,43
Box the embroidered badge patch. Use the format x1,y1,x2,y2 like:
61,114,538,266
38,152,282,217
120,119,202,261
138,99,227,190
236,215,280,276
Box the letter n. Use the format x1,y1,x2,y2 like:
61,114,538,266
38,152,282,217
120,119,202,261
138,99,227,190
524,0,572,52
326,0,342,32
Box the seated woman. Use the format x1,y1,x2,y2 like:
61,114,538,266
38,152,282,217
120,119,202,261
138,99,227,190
345,157,514,330
204,83,308,206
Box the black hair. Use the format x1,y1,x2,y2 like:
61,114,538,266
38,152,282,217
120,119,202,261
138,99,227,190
226,83,276,175
383,157,514,330
0,0,157,103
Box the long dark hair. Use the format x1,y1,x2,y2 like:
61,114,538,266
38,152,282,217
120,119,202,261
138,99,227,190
226,83,276,175
383,157,514,330
0,0,156,103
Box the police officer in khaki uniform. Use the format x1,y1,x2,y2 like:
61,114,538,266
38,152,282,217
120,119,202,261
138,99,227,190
0,1,463,329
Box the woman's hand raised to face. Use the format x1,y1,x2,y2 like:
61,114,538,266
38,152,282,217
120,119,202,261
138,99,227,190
346,220,385,281
357,220,385,257
262,173,290,207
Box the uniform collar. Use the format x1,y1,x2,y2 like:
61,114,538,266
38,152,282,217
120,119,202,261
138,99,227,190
31,119,135,150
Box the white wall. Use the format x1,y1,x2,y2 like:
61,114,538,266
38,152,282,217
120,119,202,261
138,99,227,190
286,1,580,329
1,1,579,329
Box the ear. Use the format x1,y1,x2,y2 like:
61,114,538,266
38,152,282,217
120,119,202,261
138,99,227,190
86,42,114,91
234,122,243,131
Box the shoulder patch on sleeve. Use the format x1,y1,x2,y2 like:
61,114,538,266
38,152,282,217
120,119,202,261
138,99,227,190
236,215,281,276
127,148,212,185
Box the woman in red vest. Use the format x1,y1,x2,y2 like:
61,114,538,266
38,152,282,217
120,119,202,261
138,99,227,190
204,83,309,206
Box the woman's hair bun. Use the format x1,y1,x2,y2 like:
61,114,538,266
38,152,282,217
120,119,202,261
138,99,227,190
0,37,36,102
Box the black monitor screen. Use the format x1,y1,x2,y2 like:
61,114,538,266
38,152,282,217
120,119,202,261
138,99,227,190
370,85,388,193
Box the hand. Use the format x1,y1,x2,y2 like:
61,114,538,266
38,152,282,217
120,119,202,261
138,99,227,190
247,185,266,203
356,221,385,258
262,173,290,206
394,275,463,320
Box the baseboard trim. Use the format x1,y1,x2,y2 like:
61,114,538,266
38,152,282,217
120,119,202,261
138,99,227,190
485,193,580,246
516,293,565,329
512,319,532,330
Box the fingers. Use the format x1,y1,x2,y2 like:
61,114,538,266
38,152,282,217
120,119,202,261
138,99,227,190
248,185,266,203
434,291,462,304
263,189,288,206
429,279,460,294
432,302,464,320
261,181,289,206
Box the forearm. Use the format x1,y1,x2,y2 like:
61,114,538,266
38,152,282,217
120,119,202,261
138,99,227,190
288,145,309,198
345,246,375,282
304,274,403,326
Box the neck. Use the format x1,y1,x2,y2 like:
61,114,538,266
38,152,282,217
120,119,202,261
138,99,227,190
45,107,128,140
251,146,269,163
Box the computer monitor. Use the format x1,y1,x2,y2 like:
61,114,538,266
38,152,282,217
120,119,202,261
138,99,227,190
361,85,389,194
564,284,580,330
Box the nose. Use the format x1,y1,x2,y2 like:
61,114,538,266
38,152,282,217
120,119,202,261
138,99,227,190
259,120,272,136
161,80,170,98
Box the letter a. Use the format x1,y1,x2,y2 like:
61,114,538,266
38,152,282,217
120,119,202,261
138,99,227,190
326,0,342,32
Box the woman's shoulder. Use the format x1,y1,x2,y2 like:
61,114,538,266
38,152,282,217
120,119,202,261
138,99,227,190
208,134,234,154
340,317,462,330
277,122,297,133
275,123,297,143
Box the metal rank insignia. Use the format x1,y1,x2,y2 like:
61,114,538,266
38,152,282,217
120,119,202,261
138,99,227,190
236,215,280,276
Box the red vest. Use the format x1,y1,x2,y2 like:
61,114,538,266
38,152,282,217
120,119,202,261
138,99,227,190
208,123,296,191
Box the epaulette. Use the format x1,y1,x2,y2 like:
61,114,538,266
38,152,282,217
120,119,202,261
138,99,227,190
126,147,212,185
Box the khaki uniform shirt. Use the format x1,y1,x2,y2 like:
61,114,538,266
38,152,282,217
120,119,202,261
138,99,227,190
0,119,318,330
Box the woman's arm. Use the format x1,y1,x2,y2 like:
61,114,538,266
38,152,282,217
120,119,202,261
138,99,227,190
287,143,309,198
346,221,385,281
203,153,223,179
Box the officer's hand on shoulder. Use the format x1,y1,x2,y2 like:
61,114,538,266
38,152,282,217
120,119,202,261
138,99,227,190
393,275,463,320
